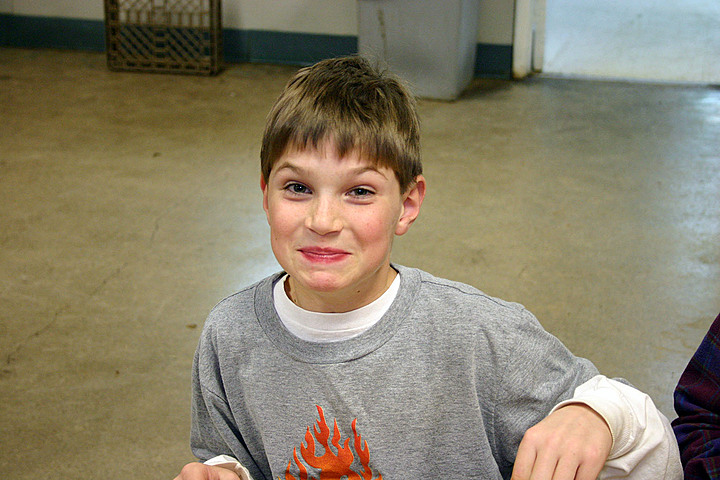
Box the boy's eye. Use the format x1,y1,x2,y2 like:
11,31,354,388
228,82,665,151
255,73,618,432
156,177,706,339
284,183,310,195
348,187,374,197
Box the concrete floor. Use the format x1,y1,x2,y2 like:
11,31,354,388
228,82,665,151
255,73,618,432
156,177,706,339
1,48,719,479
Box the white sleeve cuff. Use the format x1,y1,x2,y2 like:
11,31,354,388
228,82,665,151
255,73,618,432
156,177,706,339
550,374,681,479
204,455,253,480
550,375,634,458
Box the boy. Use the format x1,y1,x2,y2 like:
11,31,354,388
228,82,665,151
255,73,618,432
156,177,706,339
175,56,680,480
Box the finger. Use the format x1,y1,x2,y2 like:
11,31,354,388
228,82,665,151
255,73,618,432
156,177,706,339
511,440,537,480
512,442,561,480
552,456,580,480
176,462,213,480
574,457,605,480
526,453,558,480
510,438,537,480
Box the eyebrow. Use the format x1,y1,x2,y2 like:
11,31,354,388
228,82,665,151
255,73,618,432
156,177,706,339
274,161,389,179
273,162,303,174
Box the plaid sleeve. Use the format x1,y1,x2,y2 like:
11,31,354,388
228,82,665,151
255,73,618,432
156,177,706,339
673,312,720,480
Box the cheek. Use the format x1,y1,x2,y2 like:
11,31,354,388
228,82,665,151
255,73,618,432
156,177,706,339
267,202,300,234
267,209,298,260
354,208,399,244
267,220,296,259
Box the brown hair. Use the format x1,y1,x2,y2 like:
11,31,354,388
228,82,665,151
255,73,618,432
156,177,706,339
260,56,422,192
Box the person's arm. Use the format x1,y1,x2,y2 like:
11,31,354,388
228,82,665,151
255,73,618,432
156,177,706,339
672,312,720,478
512,401,612,480
179,326,264,480
513,375,682,479
173,346,256,480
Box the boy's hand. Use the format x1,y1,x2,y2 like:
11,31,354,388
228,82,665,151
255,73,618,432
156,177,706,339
511,404,612,480
174,462,240,480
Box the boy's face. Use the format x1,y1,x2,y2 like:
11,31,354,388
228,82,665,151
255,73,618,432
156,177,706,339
261,142,424,313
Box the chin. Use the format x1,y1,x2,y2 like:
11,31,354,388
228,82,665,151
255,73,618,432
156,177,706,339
295,271,350,293
304,278,346,293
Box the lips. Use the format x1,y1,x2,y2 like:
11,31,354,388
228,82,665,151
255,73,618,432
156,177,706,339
298,246,350,263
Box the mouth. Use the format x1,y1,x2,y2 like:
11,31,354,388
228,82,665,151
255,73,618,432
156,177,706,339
298,247,350,263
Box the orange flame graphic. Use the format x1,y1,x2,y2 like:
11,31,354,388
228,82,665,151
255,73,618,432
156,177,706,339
282,405,382,480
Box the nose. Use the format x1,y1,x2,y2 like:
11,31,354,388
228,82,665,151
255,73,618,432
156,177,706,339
305,195,343,235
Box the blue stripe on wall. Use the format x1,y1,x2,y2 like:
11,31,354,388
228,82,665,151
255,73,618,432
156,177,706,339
0,14,513,77
0,14,106,51
475,43,514,77
223,29,358,66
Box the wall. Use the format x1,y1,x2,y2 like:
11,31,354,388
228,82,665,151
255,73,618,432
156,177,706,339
0,0,103,19
0,0,514,76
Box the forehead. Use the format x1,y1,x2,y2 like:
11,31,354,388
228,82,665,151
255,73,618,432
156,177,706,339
272,141,392,176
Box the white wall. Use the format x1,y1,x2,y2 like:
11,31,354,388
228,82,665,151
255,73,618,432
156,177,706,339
0,0,103,19
478,0,515,44
227,0,356,35
0,0,514,46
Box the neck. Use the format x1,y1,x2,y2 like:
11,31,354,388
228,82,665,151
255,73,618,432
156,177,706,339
285,268,397,313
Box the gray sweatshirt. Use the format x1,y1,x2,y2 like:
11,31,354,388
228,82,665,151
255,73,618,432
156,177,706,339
191,265,598,479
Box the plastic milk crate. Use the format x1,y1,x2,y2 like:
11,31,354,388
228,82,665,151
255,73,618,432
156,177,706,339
104,0,222,75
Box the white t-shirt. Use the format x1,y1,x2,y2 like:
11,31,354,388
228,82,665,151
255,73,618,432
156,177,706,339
272,273,400,343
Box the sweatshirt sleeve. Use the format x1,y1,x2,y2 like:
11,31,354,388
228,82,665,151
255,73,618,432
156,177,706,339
551,375,682,479
190,326,266,480
487,307,601,476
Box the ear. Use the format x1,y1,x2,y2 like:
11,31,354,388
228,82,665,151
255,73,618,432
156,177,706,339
260,175,270,218
395,175,426,236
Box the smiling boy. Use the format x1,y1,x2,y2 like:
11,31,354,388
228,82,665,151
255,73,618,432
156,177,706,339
261,144,423,313
174,56,680,480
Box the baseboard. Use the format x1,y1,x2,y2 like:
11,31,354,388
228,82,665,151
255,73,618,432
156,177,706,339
0,14,106,51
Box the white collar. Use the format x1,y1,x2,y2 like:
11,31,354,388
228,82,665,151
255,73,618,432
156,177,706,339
273,273,401,343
